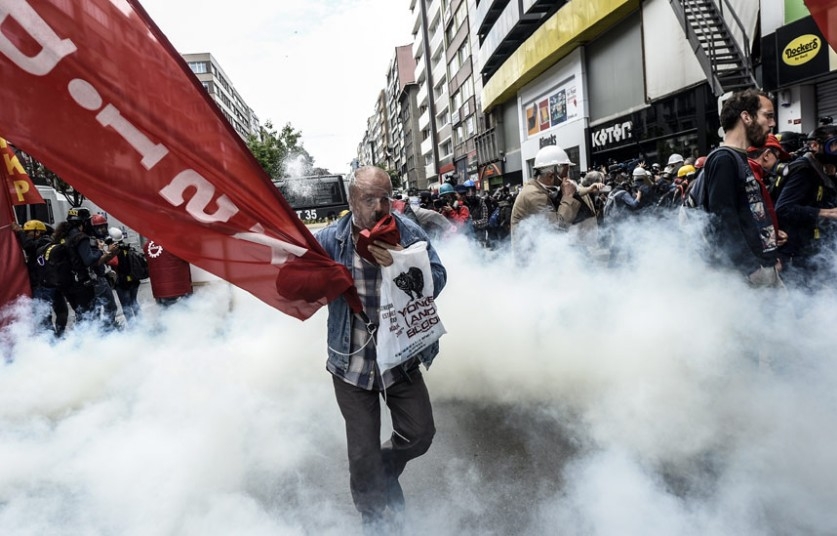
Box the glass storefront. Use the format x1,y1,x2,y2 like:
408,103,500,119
586,83,721,169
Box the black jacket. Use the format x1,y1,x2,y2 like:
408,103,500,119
774,153,837,258
704,147,778,274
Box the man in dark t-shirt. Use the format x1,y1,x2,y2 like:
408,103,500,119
703,89,780,285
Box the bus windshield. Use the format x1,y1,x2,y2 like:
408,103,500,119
275,175,348,222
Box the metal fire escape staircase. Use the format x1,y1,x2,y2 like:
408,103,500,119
669,0,758,96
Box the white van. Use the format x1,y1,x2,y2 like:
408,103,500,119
13,186,142,248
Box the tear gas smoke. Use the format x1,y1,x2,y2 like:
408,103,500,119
1,215,836,535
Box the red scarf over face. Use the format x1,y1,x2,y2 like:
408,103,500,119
356,215,400,265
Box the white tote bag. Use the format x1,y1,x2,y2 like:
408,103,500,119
376,241,446,372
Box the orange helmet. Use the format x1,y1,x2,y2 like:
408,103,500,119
694,156,707,169
90,214,107,226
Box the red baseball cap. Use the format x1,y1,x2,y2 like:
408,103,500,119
748,133,791,160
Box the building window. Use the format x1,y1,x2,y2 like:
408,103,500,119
188,61,208,74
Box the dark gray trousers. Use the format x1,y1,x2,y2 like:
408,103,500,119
332,370,435,519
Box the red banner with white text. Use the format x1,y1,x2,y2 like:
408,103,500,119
2,137,44,206
805,0,837,56
0,177,31,318
0,1,359,320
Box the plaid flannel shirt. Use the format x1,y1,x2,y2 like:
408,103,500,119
327,249,407,391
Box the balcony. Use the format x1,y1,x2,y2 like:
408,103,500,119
477,0,558,81
431,58,447,87
429,24,444,58
421,136,434,157
412,27,424,60
475,126,501,164
475,0,510,37
415,53,426,81
434,86,449,114
427,0,441,23
437,123,452,146
417,82,428,108
425,163,437,180
477,0,520,73
419,106,430,130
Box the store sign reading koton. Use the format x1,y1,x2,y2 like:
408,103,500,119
591,121,633,149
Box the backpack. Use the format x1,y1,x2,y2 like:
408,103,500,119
488,206,501,229
124,248,149,282
769,152,835,205
36,237,83,289
497,201,512,229
684,146,748,210
603,186,629,221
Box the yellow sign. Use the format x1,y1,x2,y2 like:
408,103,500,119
783,34,821,66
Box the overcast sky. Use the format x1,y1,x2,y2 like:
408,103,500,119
137,0,415,174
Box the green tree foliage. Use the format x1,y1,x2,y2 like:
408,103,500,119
246,120,313,180
374,163,400,190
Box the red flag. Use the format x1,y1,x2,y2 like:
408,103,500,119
0,175,31,318
805,0,837,54
0,1,360,320
1,136,44,206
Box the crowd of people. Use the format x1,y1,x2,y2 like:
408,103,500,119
12,208,193,335
318,90,837,531
381,88,837,294
10,87,837,535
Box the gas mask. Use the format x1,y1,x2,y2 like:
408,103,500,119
817,136,837,166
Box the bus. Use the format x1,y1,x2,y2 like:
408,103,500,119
274,174,349,222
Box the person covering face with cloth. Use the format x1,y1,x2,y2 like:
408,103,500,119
315,166,447,532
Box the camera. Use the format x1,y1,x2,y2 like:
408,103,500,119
607,158,641,176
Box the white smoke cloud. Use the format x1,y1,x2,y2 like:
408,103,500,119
1,215,836,535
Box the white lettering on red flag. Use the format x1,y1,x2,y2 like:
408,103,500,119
0,0,359,320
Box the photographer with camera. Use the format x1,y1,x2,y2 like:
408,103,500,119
511,144,605,260
603,167,643,221
511,144,579,236
437,182,471,234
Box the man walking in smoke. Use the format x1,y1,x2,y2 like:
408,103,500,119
315,166,447,533
702,88,781,286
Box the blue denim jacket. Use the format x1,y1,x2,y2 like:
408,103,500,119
315,212,447,374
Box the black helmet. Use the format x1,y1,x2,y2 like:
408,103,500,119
67,207,91,223
776,131,805,154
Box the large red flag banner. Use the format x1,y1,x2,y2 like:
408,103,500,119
805,0,837,55
0,175,31,316
0,1,360,320
1,136,44,205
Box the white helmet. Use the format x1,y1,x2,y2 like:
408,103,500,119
533,144,575,169
108,227,124,242
632,167,648,178
667,153,684,166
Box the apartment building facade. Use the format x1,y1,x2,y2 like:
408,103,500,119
387,44,427,190
183,53,259,140
358,0,834,193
